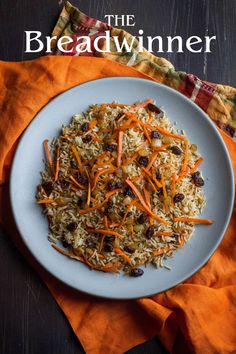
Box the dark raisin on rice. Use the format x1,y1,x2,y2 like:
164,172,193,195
70,159,77,169
66,222,78,232
137,213,148,224
115,112,124,121
173,193,185,203
81,122,89,132
85,238,97,248
129,268,144,277
82,134,92,143
124,186,135,198
62,240,69,248
108,180,123,190
146,226,155,239
138,156,149,167
170,146,182,155
104,235,115,243
42,181,53,196
77,172,88,185
155,171,161,181
151,130,162,139
147,103,161,114
105,144,117,152
77,197,83,207
104,243,114,252
124,245,135,254
60,179,70,189
192,172,205,187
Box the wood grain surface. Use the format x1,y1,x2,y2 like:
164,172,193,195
0,1,235,353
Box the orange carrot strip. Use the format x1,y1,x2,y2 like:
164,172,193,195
69,175,86,190
126,179,169,224
54,147,60,182
178,139,189,180
117,200,136,229
92,167,117,191
114,247,132,264
117,131,123,167
92,158,115,171
144,124,185,141
152,247,171,256
171,173,177,207
84,168,91,206
131,99,154,111
43,139,54,173
143,125,152,144
154,231,173,237
105,189,122,198
71,145,84,173
174,217,214,225
124,152,139,166
52,244,84,262
143,187,151,208
37,198,55,204
141,167,162,189
87,229,124,239
79,199,108,214
146,175,158,192
89,118,97,130
104,216,109,229
189,157,204,174
146,152,158,171
161,173,168,212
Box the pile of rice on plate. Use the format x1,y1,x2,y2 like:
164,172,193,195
36,99,213,277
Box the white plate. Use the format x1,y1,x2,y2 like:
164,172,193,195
10,77,234,299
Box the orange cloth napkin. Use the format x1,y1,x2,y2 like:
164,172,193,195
0,56,236,354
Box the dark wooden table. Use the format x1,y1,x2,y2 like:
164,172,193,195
0,1,235,353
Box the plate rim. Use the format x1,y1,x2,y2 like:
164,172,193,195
10,76,235,299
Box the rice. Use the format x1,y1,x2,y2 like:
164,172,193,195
36,100,209,276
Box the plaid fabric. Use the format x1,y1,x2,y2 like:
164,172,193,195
51,1,236,139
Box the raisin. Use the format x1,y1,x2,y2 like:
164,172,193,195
156,171,161,181
77,198,83,207
173,193,185,203
77,172,88,185
62,240,69,248
42,181,53,196
82,134,92,143
108,180,117,190
60,179,70,189
81,122,89,132
107,199,113,207
138,156,149,167
124,246,135,254
124,187,135,198
115,181,123,189
157,188,163,196
105,144,116,152
85,238,96,248
193,177,205,187
170,146,182,155
70,159,77,169
151,130,161,139
105,235,115,243
137,213,148,224
104,244,113,252
147,103,161,114
146,226,155,239
115,112,124,121
66,222,78,232
192,171,201,179
130,268,144,277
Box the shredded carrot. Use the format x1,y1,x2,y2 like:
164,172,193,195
146,175,158,192
146,152,158,171
143,187,151,208
43,139,54,174
117,200,136,229
143,125,152,144
104,216,109,229
131,99,154,111
145,124,185,141
84,167,91,206
189,157,204,174
92,158,115,171
37,198,55,204
86,229,124,239
92,167,117,191
105,188,122,198
54,147,60,182
126,179,169,224
148,111,154,123
52,244,84,262
71,145,84,173
154,231,173,237
178,139,189,180
124,152,139,166
161,173,168,212
114,247,132,264
79,199,108,214
152,247,171,256
117,131,123,167
141,167,162,188
92,135,103,143
89,118,97,130
174,217,214,225
69,175,86,190
129,176,142,183
171,173,177,207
